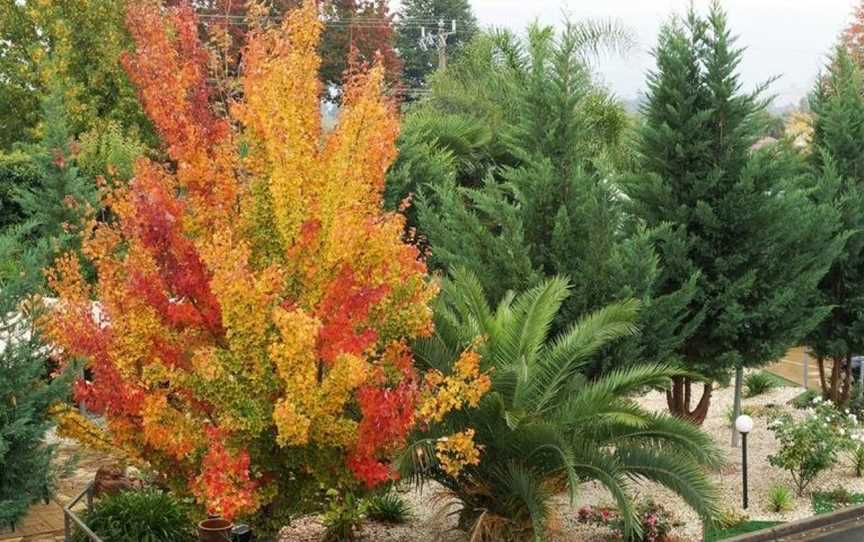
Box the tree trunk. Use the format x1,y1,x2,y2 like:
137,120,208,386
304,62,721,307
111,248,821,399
818,355,827,397
820,355,854,405
730,367,743,448
666,375,712,425
842,354,853,404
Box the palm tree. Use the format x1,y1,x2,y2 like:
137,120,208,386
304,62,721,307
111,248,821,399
401,269,722,541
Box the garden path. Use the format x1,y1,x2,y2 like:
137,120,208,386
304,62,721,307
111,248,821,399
0,431,115,542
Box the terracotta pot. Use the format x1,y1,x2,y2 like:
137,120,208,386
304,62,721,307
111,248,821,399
198,517,234,542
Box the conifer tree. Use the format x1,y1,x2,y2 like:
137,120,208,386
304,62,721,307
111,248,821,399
405,23,696,376
802,47,864,404
0,239,71,530
624,3,843,423
2,81,99,287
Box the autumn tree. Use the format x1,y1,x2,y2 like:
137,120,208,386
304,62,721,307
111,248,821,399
0,0,153,149
181,0,402,98
45,0,435,529
844,0,864,68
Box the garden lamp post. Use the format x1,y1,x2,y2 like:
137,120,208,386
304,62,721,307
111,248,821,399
735,414,754,509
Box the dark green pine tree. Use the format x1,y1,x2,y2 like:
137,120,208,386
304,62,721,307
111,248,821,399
4,80,98,286
802,47,864,404
411,23,698,377
0,238,72,530
396,0,478,89
624,3,844,423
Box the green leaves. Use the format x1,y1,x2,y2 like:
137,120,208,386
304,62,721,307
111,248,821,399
393,21,697,381
405,270,720,540
626,2,844,385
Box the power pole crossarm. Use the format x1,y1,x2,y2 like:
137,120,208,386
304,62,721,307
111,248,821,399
420,19,458,71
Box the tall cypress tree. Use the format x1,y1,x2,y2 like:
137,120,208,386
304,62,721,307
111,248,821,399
396,0,478,88
407,23,698,377
802,47,864,404
624,3,843,423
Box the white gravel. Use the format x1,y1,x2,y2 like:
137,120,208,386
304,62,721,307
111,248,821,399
281,377,862,541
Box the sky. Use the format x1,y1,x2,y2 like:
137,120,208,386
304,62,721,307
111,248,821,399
397,0,861,107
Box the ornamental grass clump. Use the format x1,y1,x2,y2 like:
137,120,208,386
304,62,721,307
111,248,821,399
43,0,439,527
401,269,722,541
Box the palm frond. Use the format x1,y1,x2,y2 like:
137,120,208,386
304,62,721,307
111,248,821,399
526,300,640,411
615,446,721,525
493,276,570,373
564,18,635,62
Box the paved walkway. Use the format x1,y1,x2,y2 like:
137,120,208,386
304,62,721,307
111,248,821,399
0,433,115,542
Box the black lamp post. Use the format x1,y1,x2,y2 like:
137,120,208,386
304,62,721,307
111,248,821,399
735,414,754,509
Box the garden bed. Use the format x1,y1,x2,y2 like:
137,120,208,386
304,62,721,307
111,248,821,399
279,378,864,541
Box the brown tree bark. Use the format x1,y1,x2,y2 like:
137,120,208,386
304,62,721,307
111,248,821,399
666,375,713,425
820,355,854,405
818,355,828,396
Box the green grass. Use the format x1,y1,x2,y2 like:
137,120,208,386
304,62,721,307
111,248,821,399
764,372,799,388
811,489,864,514
705,521,782,541
791,389,819,409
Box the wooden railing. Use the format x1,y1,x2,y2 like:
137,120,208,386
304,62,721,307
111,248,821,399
62,482,101,542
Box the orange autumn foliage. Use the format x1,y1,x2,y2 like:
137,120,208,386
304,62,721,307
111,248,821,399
44,0,435,520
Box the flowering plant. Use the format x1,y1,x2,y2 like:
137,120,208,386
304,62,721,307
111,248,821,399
576,500,680,542
767,397,855,495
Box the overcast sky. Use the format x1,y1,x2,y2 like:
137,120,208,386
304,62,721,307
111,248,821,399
397,0,861,106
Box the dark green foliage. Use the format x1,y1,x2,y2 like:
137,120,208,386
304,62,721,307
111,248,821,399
744,371,780,398
811,488,864,514
392,23,695,377
803,47,864,404
791,389,819,409
623,3,844,409
0,151,40,230
1,82,100,288
0,241,71,528
705,521,782,541
401,269,721,540
396,0,478,89
384,111,494,232
72,490,196,542
364,491,413,524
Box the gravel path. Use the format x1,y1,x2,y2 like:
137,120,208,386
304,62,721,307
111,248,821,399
281,378,862,541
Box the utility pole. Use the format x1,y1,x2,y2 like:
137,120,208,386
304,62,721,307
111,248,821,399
420,19,457,71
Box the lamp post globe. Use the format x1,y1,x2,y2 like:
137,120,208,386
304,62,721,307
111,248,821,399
735,414,753,509
735,414,754,434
